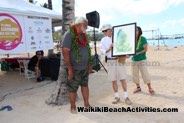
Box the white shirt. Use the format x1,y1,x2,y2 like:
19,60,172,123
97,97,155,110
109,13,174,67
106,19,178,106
100,36,113,58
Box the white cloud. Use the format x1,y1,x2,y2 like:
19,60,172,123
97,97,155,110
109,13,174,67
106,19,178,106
147,24,159,30
33,0,184,33
158,18,184,34
162,18,184,27
178,18,184,26
35,0,184,17
39,0,184,20
71,0,184,28
75,0,184,16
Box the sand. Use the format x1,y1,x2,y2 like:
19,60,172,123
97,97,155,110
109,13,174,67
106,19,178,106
0,46,184,123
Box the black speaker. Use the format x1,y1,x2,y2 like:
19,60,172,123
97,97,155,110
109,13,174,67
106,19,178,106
86,11,100,28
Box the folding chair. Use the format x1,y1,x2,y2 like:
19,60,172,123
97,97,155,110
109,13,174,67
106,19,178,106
23,60,36,80
17,60,25,75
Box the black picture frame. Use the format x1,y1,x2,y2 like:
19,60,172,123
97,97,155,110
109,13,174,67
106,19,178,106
112,22,136,57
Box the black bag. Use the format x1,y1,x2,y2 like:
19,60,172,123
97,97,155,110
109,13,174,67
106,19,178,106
92,54,100,71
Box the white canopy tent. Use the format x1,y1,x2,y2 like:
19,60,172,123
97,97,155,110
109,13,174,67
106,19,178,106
0,0,62,27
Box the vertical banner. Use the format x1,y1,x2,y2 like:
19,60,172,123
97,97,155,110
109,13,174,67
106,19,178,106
24,16,53,52
0,13,26,54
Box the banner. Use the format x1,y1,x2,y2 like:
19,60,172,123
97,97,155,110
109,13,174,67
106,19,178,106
25,16,53,52
0,13,53,54
0,13,26,54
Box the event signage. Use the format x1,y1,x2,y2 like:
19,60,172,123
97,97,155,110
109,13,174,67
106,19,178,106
0,13,53,54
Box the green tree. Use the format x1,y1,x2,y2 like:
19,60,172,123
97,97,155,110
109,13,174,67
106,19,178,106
40,3,48,8
53,30,62,40
28,0,37,4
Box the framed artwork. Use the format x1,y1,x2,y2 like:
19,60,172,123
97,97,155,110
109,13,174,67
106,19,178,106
112,23,136,57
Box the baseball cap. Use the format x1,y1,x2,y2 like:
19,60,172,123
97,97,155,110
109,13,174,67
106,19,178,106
101,24,112,32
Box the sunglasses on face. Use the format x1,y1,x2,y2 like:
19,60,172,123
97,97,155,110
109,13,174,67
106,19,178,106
103,29,111,32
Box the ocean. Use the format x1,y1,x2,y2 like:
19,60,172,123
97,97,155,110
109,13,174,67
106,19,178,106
93,39,184,48
148,39,184,47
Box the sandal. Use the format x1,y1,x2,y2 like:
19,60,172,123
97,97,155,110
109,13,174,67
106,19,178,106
149,88,155,94
133,87,141,93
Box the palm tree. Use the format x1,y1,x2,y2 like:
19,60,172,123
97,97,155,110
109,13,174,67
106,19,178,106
45,0,75,105
28,0,34,3
48,0,52,10
62,0,75,35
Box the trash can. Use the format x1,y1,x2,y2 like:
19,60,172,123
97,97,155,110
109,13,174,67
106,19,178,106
1,61,9,71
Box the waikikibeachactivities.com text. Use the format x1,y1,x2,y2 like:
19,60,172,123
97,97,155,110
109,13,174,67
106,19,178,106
77,107,178,113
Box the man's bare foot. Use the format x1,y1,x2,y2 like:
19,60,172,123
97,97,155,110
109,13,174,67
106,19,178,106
70,106,77,114
84,104,93,109
70,107,77,114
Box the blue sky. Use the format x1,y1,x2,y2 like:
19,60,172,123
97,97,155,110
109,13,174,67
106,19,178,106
36,0,184,36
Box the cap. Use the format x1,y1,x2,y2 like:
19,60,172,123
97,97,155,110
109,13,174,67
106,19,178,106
101,24,112,32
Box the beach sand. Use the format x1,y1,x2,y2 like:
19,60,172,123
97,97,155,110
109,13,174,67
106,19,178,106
0,46,184,123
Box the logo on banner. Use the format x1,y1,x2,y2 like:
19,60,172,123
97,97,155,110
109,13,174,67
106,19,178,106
0,13,22,50
28,27,33,33
45,28,51,33
45,41,50,44
31,36,34,40
44,36,49,39
30,41,36,45
37,27,42,33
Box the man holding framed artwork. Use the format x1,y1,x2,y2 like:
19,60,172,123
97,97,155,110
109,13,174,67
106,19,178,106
100,24,132,105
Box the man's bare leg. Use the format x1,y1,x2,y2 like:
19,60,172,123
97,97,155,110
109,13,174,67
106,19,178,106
120,79,127,92
112,80,118,92
69,92,77,112
81,86,90,107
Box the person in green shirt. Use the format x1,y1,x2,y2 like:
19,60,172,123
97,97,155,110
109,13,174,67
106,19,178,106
131,26,154,94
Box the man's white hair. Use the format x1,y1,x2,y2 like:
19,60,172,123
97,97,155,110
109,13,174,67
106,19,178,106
75,17,88,24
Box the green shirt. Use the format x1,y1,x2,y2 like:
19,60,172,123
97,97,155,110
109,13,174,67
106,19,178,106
132,36,147,61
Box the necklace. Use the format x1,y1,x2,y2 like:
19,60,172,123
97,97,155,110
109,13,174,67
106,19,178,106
72,25,87,46
136,35,142,50
69,25,92,64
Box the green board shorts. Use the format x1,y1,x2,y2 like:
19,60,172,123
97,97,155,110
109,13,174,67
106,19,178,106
66,69,89,92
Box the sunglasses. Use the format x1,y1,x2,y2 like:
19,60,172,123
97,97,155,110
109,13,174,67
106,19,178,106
103,29,111,32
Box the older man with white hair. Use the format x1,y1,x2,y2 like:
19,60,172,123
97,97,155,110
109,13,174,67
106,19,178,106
62,17,93,113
